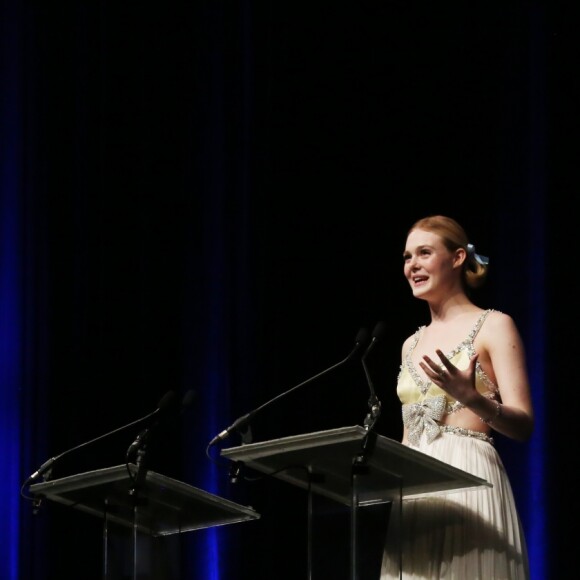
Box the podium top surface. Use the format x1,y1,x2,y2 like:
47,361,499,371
221,425,491,506
29,464,260,536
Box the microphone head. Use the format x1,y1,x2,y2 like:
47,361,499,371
355,327,370,346
180,389,196,413
156,390,177,414
346,327,370,361
362,321,387,361
371,321,387,340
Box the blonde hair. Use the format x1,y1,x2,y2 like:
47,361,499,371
408,215,489,289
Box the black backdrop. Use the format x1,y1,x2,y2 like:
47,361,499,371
9,1,577,579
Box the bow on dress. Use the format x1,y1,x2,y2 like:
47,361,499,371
402,395,446,447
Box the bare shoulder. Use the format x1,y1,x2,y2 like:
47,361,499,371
482,309,524,346
485,309,520,333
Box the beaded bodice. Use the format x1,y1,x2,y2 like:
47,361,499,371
398,310,501,447
397,309,499,412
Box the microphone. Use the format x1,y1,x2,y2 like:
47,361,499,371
362,321,386,430
208,327,370,447
126,389,196,461
180,389,196,413
22,390,177,490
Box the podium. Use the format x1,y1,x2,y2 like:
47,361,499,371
221,425,491,579
29,464,260,579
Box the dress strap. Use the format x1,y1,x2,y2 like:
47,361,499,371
406,326,424,358
466,309,494,345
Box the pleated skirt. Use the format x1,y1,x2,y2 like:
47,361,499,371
380,432,529,579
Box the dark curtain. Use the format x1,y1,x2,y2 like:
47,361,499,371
2,1,575,579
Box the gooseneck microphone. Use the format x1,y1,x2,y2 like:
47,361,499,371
362,321,387,431
125,389,195,462
208,327,370,448
22,390,177,492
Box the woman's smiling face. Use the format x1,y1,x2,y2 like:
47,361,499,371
403,228,459,300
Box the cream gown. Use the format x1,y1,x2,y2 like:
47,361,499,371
380,310,529,580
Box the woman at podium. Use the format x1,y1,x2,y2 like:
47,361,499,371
381,215,533,579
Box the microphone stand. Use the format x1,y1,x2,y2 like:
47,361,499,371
207,328,370,450
125,389,195,490
129,433,151,492
21,390,177,505
361,321,386,434
350,322,385,580
363,394,382,432
126,431,152,580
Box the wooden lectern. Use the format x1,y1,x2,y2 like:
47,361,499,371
221,425,491,580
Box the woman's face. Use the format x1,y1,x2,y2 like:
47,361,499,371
403,229,458,300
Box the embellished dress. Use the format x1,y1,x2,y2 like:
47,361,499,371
380,310,530,579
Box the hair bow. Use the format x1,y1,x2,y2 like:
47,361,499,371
466,243,489,266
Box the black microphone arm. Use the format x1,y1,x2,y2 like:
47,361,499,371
208,327,370,447
22,390,177,490
362,321,387,431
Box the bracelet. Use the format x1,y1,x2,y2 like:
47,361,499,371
479,400,502,425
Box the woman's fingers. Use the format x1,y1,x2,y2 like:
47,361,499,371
420,358,445,380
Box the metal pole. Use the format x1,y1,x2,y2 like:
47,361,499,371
350,460,359,580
